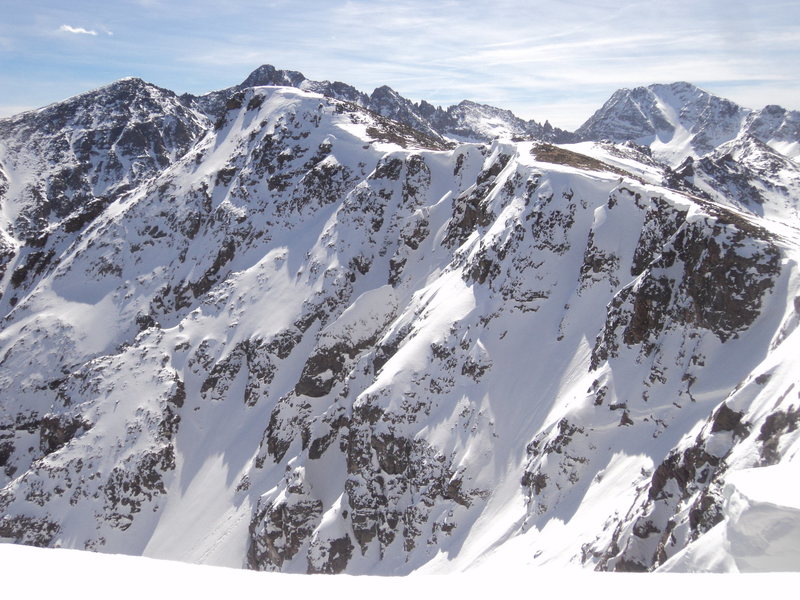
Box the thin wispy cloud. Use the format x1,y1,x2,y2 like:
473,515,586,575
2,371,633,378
0,105,34,118
58,24,98,36
1,1,797,129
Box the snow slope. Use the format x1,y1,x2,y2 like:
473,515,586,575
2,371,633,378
3,543,798,600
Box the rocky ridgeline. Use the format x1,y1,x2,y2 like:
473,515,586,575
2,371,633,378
185,64,572,145
0,70,798,573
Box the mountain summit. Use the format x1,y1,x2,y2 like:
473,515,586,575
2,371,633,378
575,81,800,164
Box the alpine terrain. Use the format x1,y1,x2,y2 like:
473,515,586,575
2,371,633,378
1,67,799,574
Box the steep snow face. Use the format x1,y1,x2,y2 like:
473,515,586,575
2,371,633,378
577,86,676,143
0,82,799,576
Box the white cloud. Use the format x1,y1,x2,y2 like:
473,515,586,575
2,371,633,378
59,25,98,36
0,105,34,118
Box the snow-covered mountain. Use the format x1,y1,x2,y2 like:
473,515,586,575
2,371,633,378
185,64,572,145
575,82,800,165
193,67,800,166
0,78,208,240
0,71,799,575
673,135,800,223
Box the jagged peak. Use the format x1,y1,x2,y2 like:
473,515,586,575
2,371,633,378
240,64,306,89
454,99,509,115
650,81,703,94
575,80,758,160
96,76,161,95
760,104,788,115
453,99,516,116
370,85,403,100
115,76,147,84
601,82,707,107
16,76,175,122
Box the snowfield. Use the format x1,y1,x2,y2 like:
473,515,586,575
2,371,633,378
2,543,799,599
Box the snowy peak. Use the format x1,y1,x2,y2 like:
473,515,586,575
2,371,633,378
649,80,710,106
0,77,208,241
2,76,194,135
441,99,529,141
239,64,307,89
673,132,800,222
576,82,747,162
577,82,800,164
240,65,368,106
434,99,565,143
366,85,444,140
743,104,800,159
188,65,369,127
577,85,676,140
363,91,571,145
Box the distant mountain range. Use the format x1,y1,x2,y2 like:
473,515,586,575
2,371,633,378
575,81,800,163
183,65,800,164
181,64,571,145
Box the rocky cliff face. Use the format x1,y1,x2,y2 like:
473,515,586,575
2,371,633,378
0,73,798,574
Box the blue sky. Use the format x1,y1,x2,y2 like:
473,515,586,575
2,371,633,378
1,0,798,129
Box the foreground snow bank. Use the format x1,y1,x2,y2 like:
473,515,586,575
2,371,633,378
661,461,800,572
1,543,797,600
